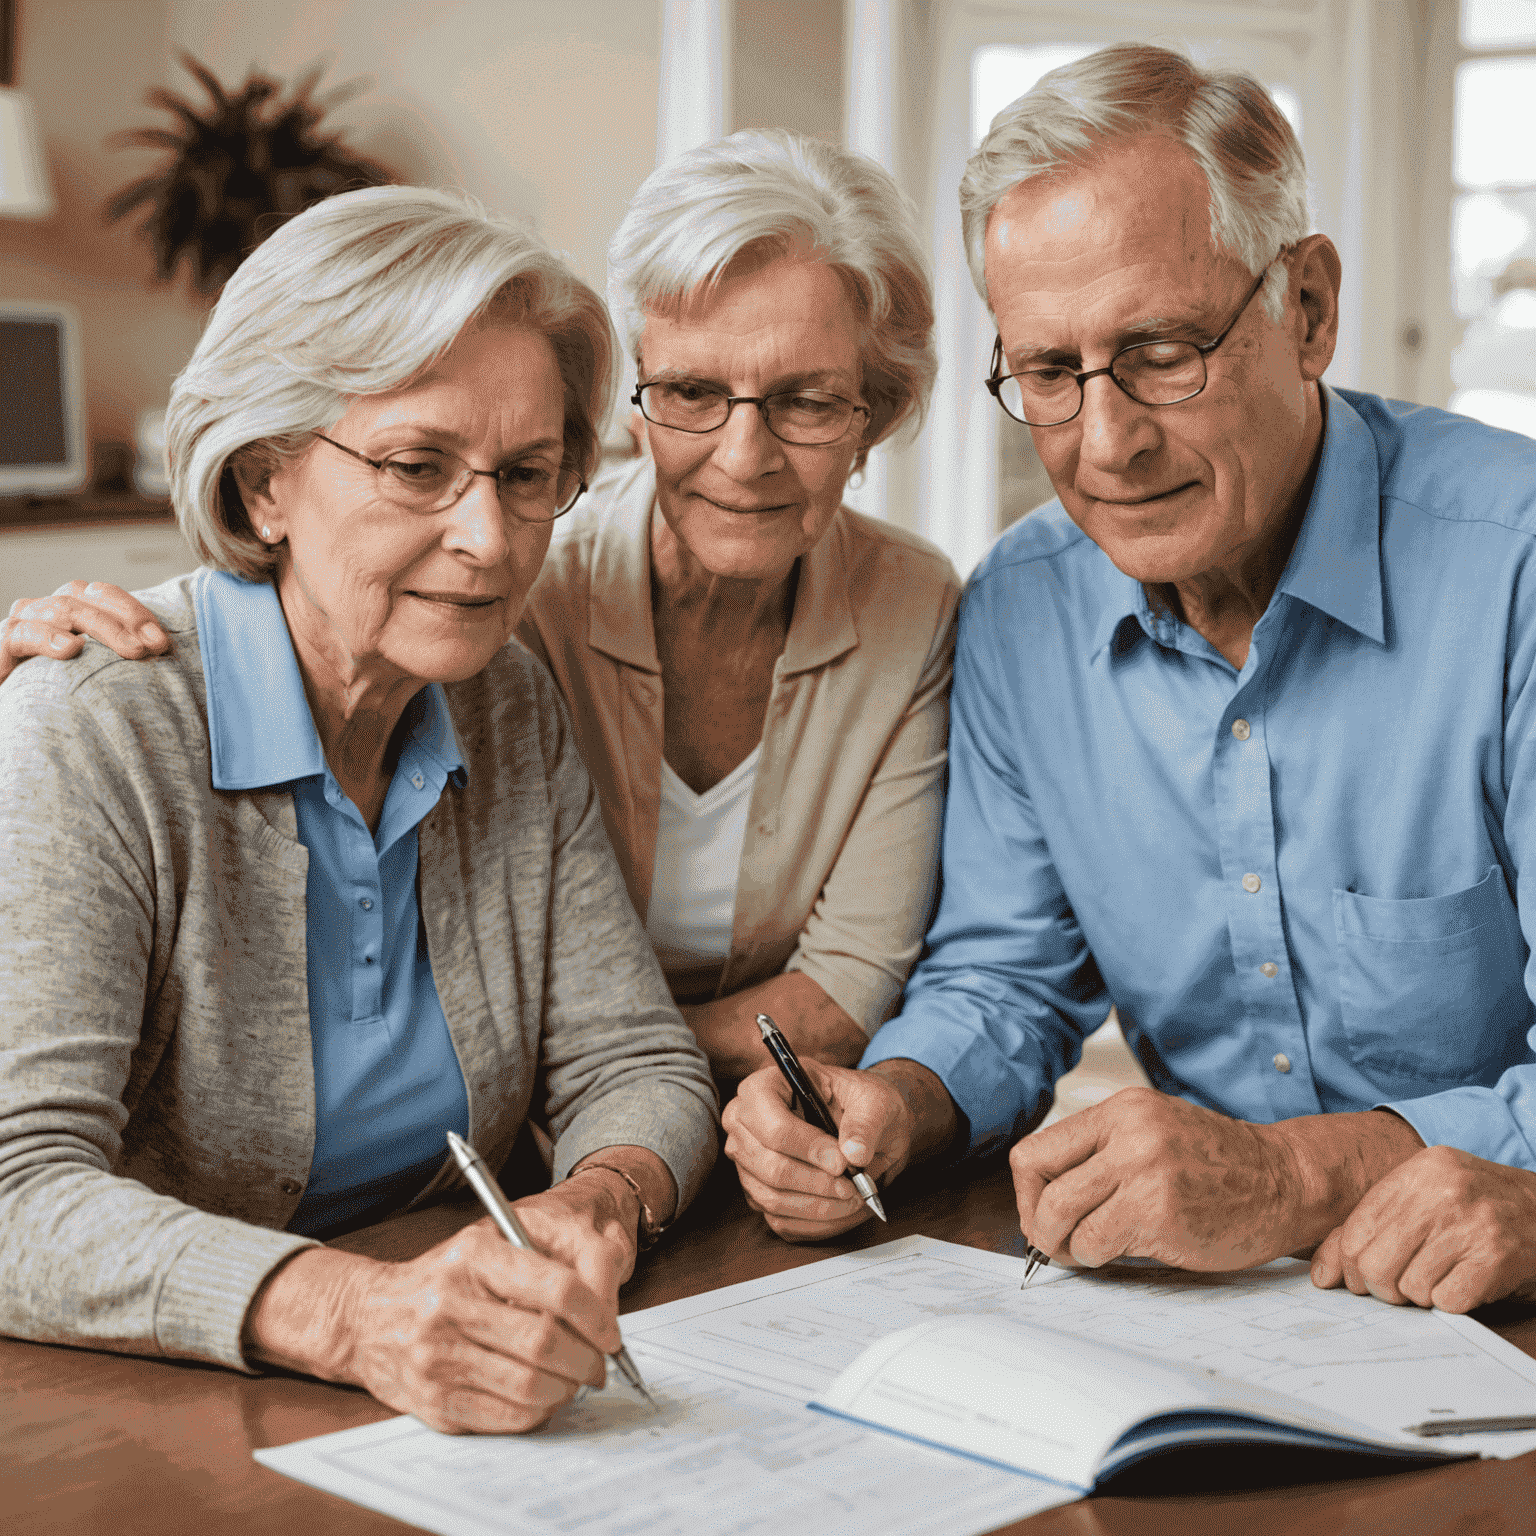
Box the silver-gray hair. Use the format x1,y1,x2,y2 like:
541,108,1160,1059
960,44,1308,321
607,129,936,466
167,185,616,581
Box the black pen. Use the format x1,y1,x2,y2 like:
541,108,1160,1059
755,1013,887,1222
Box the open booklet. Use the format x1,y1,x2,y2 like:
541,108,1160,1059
811,1311,1469,1493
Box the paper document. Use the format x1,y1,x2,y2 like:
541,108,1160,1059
255,1237,1076,1536
256,1236,1536,1535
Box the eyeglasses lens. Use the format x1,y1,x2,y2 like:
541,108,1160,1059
996,342,1209,426
638,384,856,445
375,451,582,521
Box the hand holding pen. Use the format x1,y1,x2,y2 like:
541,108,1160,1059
755,1014,888,1223
447,1131,658,1408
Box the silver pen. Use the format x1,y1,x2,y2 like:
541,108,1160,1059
445,1130,657,1408
1021,1244,1050,1286
755,1014,887,1222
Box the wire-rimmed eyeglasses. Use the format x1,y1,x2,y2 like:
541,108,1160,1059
311,432,586,521
985,267,1274,427
631,381,871,446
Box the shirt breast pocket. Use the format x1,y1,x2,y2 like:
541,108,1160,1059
1333,865,1529,1097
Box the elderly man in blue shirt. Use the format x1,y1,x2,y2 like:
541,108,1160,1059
725,43,1536,1312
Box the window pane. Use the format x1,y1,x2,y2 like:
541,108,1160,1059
1452,192,1532,315
1450,387,1536,437
1462,0,1536,48
972,44,1096,146
1455,60,1536,187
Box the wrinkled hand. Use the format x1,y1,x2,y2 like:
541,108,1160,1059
1311,1146,1536,1312
1,580,167,684
723,1061,913,1241
1011,1086,1320,1272
247,1177,638,1435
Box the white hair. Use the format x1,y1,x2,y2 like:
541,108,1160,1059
167,185,616,580
960,44,1308,321
607,129,936,464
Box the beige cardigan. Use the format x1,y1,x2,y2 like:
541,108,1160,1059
516,460,961,1033
0,571,717,1372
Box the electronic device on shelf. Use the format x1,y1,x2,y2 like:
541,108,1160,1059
0,300,88,496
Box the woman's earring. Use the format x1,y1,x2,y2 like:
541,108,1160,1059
261,526,272,541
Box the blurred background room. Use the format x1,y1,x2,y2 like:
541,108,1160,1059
1,0,1531,599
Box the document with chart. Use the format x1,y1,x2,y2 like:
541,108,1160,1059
255,1236,1536,1535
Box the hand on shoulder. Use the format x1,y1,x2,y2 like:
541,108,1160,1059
1,580,168,684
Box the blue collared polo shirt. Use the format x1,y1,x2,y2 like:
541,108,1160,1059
195,570,470,1234
866,388,1536,1169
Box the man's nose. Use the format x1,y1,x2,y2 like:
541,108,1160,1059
1075,373,1162,474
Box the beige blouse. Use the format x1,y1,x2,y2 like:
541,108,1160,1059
516,459,961,1035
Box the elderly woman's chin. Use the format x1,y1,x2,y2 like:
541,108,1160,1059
388,586,520,682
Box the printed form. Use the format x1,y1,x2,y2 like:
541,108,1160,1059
255,1235,1536,1535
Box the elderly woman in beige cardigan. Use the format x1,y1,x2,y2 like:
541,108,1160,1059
8,132,961,1094
0,188,716,1434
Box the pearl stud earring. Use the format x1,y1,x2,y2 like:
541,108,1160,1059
262,526,272,540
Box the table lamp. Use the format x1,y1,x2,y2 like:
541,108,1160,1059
0,85,51,217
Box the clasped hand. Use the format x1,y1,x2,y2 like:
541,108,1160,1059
245,1174,638,1434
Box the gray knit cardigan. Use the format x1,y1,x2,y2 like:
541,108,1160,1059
0,570,717,1372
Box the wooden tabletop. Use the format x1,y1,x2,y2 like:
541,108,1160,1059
5,1155,1535,1536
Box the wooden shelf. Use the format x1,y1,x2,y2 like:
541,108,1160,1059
0,493,174,533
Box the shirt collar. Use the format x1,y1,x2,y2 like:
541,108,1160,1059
1274,386,1385,644
1085,384,1385,659
585,458,859,678
194,568,466,792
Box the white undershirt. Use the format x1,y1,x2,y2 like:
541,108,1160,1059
645,745,761,971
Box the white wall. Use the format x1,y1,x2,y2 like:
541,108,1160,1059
165,0,661,298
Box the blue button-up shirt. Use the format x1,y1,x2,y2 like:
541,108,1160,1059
866,388,1536,1170
195,571,470,1234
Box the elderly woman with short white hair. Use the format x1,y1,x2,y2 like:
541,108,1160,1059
515,131,957,1095
0,186,716,1432
12,132,962,1116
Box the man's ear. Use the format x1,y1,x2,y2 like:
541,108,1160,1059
229,453,284,543
1288,233,1342,382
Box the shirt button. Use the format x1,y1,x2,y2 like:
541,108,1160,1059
1260,961,1278,978
410,771,426,790
1273,1053,1292,1074
365,955,376,965
359,897,373,910
278,1178,301,1195
1231,719,1251,740
1242,873,1262,893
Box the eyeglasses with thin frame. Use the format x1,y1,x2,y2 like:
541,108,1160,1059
985,265,1276,428
310,432,587,521
631,380,871,446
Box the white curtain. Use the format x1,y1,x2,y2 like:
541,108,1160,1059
842,0,903,521
656,0,732,168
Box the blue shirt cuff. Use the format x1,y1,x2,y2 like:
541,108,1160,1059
860,1010,1051,1159
1381,1085,1536,1170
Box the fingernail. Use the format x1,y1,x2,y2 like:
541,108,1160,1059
843,1139,868,1163
818,1147,843,1174
51,634,71,651
140,624,164,644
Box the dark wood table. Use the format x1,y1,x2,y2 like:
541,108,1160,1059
5,1157,1535,1536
